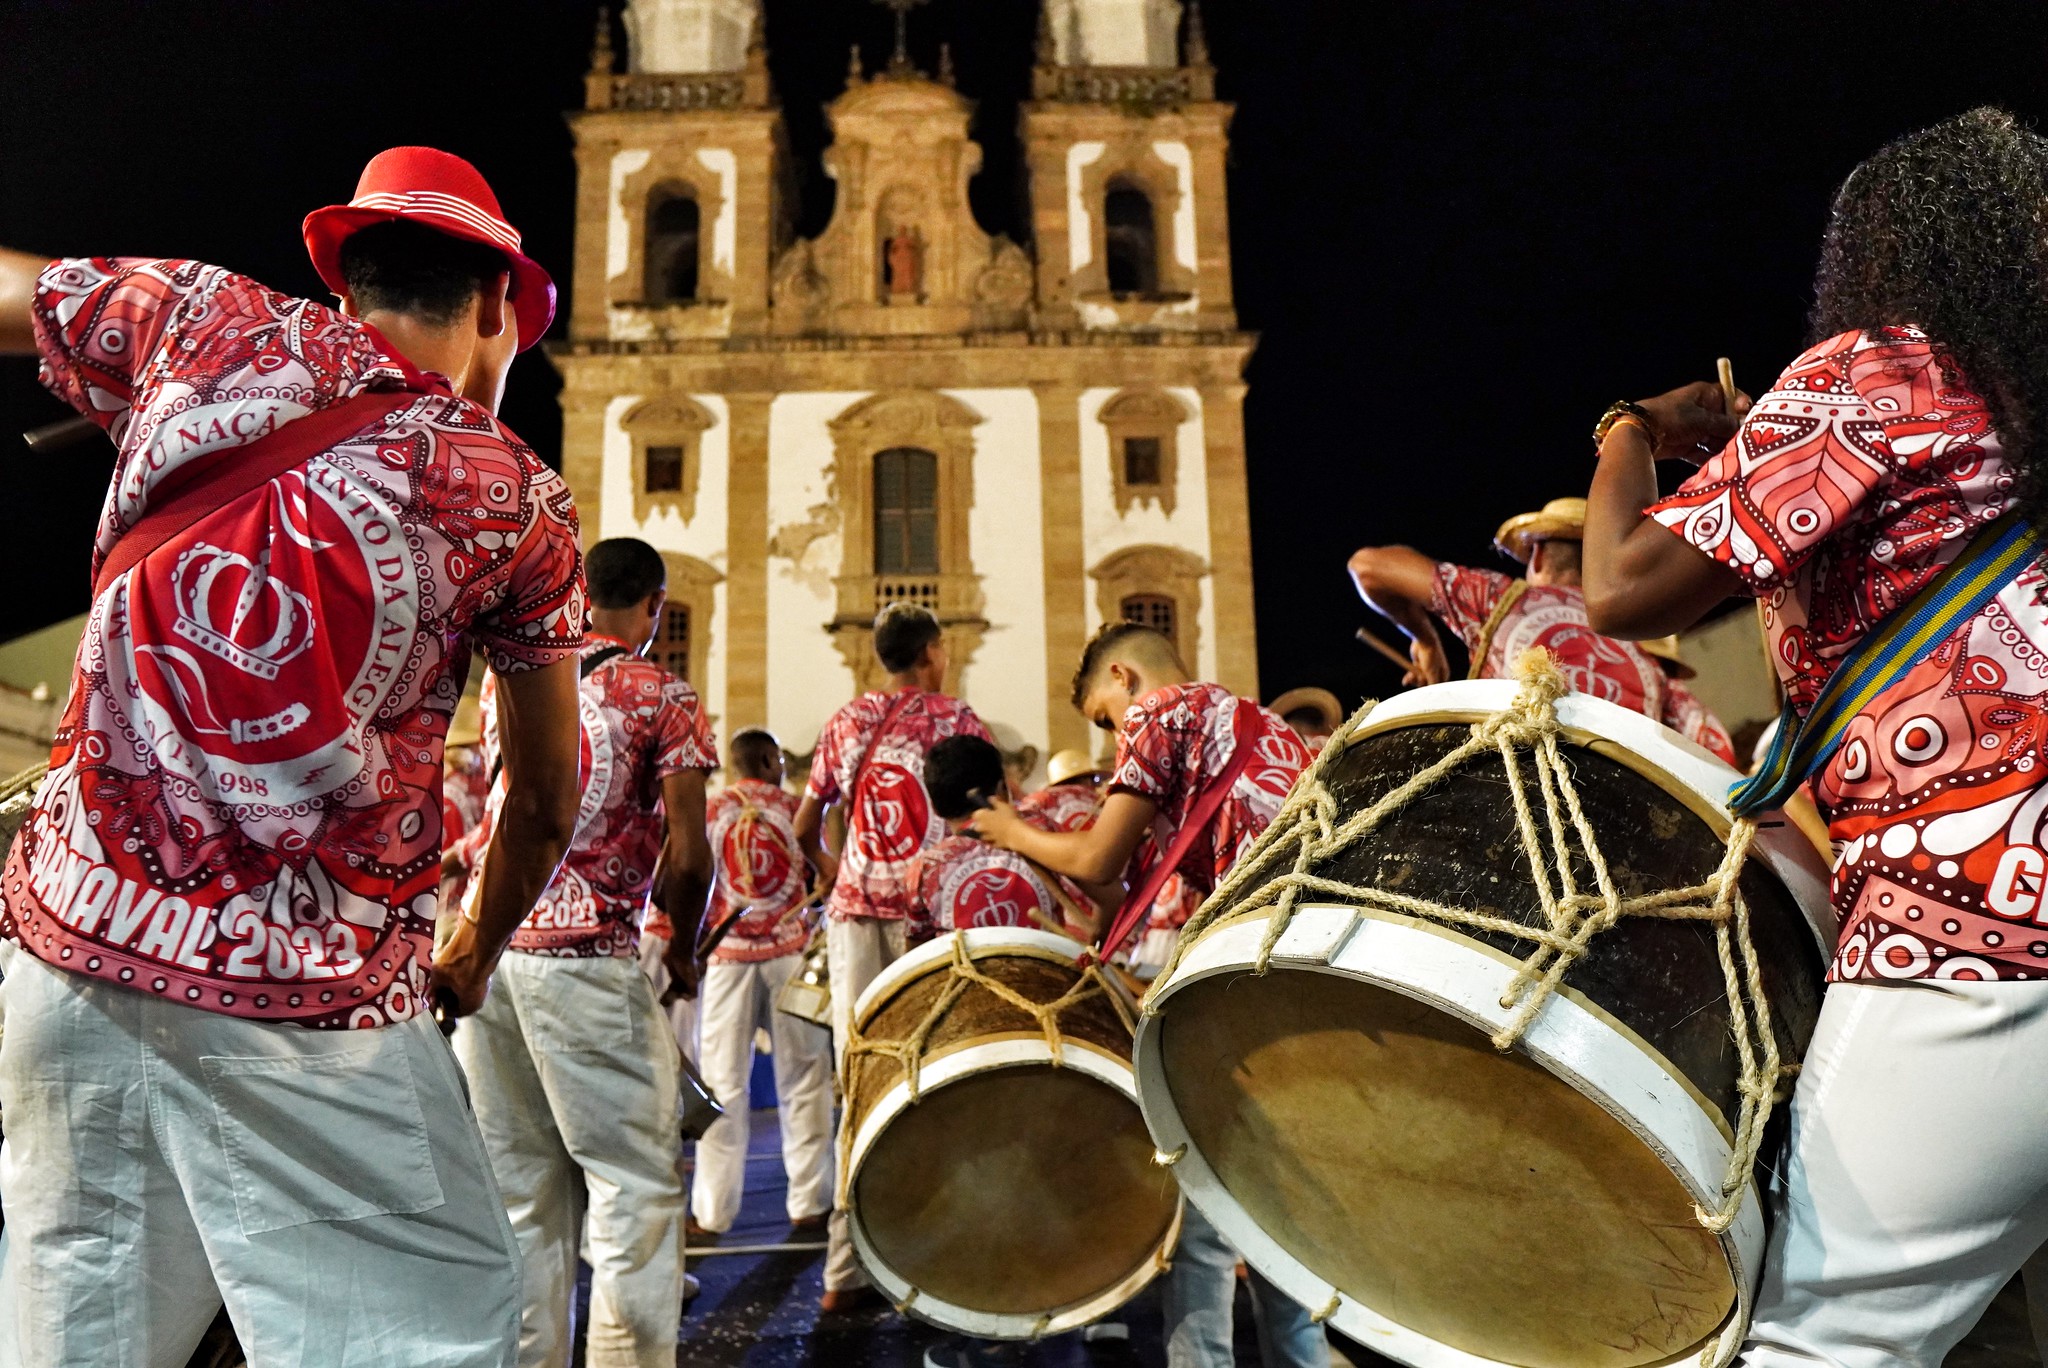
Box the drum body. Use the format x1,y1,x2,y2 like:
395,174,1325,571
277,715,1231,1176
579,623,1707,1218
844,928,1182,1338
1134,681,1835,1368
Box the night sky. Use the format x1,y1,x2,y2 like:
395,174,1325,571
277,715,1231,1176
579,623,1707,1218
3,0,2047,712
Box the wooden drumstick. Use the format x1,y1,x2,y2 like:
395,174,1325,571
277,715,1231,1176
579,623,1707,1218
1716,357,1738,414
1354,625,1416,671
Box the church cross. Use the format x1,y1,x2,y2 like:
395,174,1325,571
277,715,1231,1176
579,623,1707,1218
874,0,930,75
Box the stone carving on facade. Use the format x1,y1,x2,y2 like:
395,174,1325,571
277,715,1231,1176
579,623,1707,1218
972,236,1035,325
1090,542,1208,670
1099,387,1187,516
624,395,716,526
769,240,831,331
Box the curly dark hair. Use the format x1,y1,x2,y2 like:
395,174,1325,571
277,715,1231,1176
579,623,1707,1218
1812,107,2048,521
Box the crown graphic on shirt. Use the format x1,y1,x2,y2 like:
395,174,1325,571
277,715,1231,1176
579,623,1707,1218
169,544,318,681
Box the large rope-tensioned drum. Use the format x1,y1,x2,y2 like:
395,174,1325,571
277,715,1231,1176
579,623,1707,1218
843,928,1182,1339
1133,678,1835,1368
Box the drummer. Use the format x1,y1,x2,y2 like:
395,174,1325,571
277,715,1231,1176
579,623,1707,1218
1347,496,1672,716
970,622,1328,1368
1580,107,2048,1368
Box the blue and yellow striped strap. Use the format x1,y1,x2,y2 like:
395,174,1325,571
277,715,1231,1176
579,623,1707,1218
1728,510,2046,818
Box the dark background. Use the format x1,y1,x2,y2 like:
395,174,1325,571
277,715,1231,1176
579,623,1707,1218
3,0,2046,709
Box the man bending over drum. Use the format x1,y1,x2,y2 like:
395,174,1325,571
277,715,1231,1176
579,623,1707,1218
1583,107,2048,1368
1348,497,1737,762
971,622,1327,1368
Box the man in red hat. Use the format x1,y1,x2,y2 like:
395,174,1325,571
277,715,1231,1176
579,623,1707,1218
0,146,585,1365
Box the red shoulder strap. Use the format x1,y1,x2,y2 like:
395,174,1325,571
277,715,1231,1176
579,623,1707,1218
847,690,922,804
92,390,409,600
1099,699,1262,958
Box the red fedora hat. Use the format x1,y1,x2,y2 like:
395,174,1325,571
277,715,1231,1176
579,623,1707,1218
303,146,555,351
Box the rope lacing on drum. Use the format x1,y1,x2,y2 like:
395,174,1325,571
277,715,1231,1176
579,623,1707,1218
834,932,1137,1205
1150,650,1796,1236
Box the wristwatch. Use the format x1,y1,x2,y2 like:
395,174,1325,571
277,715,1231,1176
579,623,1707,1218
1592,399,1656,451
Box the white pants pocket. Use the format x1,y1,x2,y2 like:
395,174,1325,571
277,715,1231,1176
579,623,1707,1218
203,1029,444,1237
515,954,644,1056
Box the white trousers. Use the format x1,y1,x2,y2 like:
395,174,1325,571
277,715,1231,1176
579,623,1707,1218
0,943,520,1368
824,915,908,1292
689,953,834,1233
636,931,699,1064
1743,978,2048,1368
453,952,686,1368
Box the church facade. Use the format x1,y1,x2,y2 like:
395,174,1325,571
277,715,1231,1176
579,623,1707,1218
549,0,1256,766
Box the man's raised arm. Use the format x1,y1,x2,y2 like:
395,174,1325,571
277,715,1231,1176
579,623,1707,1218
433,657,582,1015
1,247,49,355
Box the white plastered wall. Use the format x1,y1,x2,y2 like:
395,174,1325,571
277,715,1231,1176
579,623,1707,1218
1077,385,1217,682
598,393,732,730
765,393,864,754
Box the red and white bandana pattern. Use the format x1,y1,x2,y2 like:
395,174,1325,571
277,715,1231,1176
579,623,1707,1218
1431,567,1668,718
1661,680,1737,766
1109,683,1312,899
442,748,489,849
478,635,717,958
1014,781,1102,834
1649,325,2048,983
706,779,812,963
910,822,1090,941
5,258,585,1028
808,689,993,923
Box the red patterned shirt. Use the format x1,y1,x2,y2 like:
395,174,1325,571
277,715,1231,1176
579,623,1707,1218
4,258,585,1028
706,779,812,963
1649,325,2048,983
479,635,716,958
808,689,993,923
1015,781,1102,833
1109,683,1312,899
1430,568,1668,718
1661,680,1737,766
910,821,1091,941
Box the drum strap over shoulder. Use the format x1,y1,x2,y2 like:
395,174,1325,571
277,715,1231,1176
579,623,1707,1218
1731,509,2045,817
1099,701,1261,958
1466,579,1530,679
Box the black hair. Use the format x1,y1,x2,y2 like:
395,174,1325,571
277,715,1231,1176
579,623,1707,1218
729,728,783,781
337,219,510,327
1069,621,1181,710
925,734,1006,820
1812,107,2048,525
873,602,943,675
584,537,667,610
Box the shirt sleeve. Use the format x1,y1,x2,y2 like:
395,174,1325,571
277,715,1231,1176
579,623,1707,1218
470,463,587,674
1108,688,1193,816
654,679,718,779
806,708,852,806
1646,332,1895,596
1427,564,1512,652
32,258,203,435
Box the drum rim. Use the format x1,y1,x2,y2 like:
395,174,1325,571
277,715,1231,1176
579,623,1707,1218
851,926,1095,1028
1344,679,1838,956
1136,905,1762,1368
845,1036,1183,1340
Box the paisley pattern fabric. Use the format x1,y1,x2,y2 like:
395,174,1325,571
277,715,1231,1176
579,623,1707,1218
909,820,1091,941
475,635,716,958
5,258,585,1028
1650,326,2048,982
1109,683,1312,898
1014,781,1102,834
705,779,812,963
808,689,992,923
1431,567,1668,718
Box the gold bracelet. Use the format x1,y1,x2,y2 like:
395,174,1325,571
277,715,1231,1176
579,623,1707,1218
1592,399,1657,450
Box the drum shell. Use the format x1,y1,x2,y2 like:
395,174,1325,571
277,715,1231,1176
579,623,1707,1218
1134,681,1836,1368
844,929,1181,1339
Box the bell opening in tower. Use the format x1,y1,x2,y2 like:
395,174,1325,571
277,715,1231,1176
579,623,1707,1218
1103,180,1159,297
645,190,701,304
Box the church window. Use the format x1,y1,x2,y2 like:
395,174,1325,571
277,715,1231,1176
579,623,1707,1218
873,447,940,576
644,444,685,493
1103,180,1158,297
1123,436,1162,487
645,190,701,304
1121,593,1177,642
653,602,691,681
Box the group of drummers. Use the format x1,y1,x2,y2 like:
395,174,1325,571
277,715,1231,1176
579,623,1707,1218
0,100,2043,1368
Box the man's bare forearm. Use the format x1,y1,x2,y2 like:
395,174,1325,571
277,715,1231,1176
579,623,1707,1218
469,789,573,958
0,247,49,355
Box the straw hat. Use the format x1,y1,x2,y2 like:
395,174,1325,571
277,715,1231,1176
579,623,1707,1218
1493,497,1587,565
1267,687,1344,737
1046,749,1108,786
1638,635,1697,680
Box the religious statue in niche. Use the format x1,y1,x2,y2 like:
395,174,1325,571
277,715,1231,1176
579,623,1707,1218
883,226,923,300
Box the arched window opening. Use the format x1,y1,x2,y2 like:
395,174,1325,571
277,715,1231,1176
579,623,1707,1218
644,444,685,494
873,447,939,575
1121,593,1177,644
645,191,701,304
1103,181,1158,297
653,602,692,681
